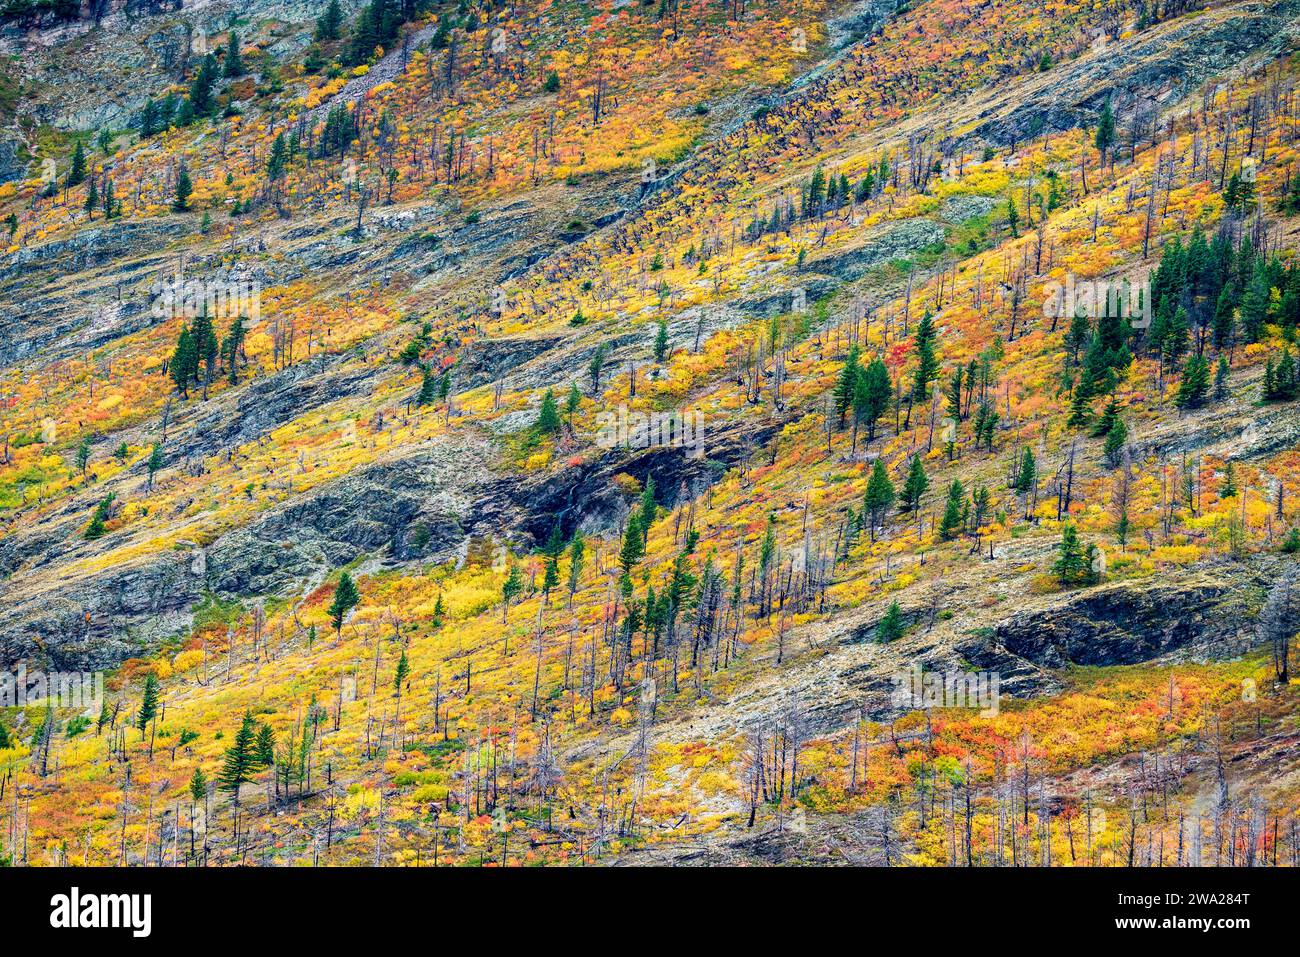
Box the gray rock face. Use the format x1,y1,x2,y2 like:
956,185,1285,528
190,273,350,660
734,276,840,318
0,435,495,671
455,334,571,392
0,550,198,672
0,218,189,367
826,0,906,48
940,195,997,223
0,132,25,184
205,437,492,596
962,562,1269,671
808,218,946,282
971,0,1300,146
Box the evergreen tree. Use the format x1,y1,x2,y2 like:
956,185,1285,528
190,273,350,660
639,476,657,543
303,42,327,74
1102,417,1128,469
84,177,98,217
85,492,114,539
1175,353,1210,409
939,479,967,541
315,0,343,41
876,600,904,642
191,307,218,395
832,344,861,423
541,552,560,595
1094,97,1116,163
1052,523,1091,586
346,0,395,66
147,443,164,490
255,723,275,767
971,484,991,529
103,177,117,219
1221,461,1237,498
1264,348,1298,401
67,139,86,187
140,99,160,137
619,513,645,573
1066,312,1090,363
541,525,564,594
900,454,928,513
171,323,196,395
137,673,160,732
944,365,964,421
1238,263,1270,342
222,317,246,384
1091,394,1121,438
394,650,410,692
543,523,565,559
805,166,826,216
654,319,669,363
536,388,561,433
564,383,582,427
1067,382,1093,428
173,164,193,212
758,512,777,586
587,344,608,393
224,32,245,77
1214,354,1230,400
189,768,207,807
911,312,940,402
973,400,999,451
189,54,219,117
217,713,259,805
1077,331,1110,399
1278,348,1298,400
76,435,92,476
1162,306,1190,366
501,561,523,620
1014,446,1037,494
266,132,289,180
416,368,437,406
856,357,892,442
328,571,360,635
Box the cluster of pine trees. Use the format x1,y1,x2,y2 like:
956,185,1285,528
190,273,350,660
318,103,361,158
139,37,245,138
1061,226,1300,422
168,309,247,399
1263,348,1298,401
744,156,892,240
1150,228,1300,406
1149,227,1298,357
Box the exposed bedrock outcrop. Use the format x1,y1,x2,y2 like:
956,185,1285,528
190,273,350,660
971,0,1300,147
959,560,1275,672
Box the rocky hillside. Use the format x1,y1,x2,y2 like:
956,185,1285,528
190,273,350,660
0,0,1297,867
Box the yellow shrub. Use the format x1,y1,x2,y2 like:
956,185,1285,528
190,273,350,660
412,783,449,803
172,649,204,673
